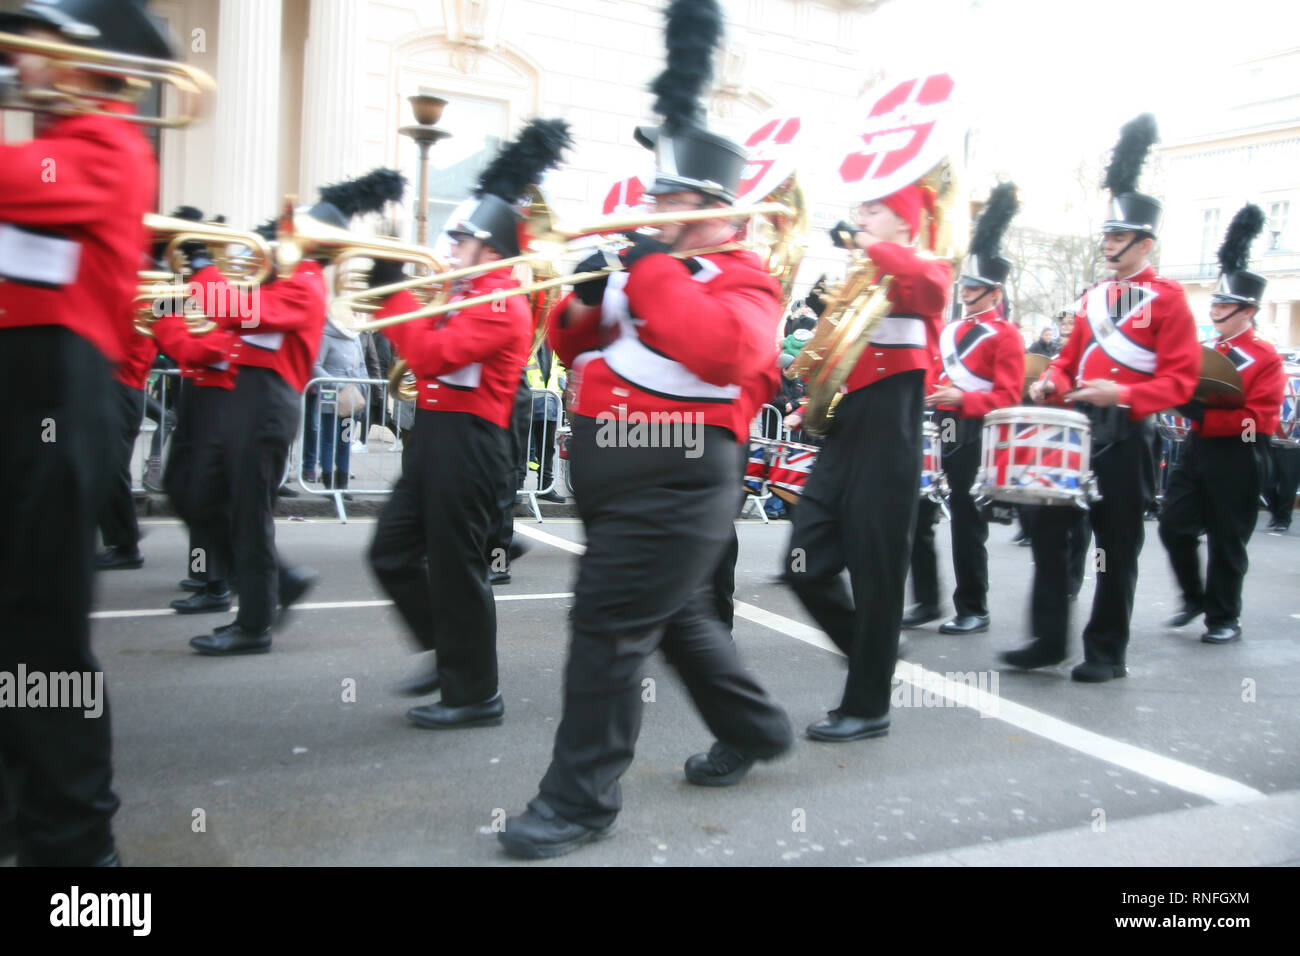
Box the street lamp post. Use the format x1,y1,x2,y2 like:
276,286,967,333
399,95,452,246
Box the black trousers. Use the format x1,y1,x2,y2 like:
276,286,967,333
165,379,233,591
369,410,508,705
784,372,924,718
97,379,144,551
1028,420,1154,664
0,326,118,865
536,417,792,829
491,379,533,561
1021,505,1091,599
1267,443,1300,526
911,418,987,616
215,367,299,631
1158,436,1261,626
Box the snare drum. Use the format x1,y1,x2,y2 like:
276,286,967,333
1274,366,1300,449
767,440,819,505
974,406,1099,507
1156,412,1193,443
920,420,949,501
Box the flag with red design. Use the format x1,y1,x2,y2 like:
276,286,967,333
769,446,817,498
991,421,1084,492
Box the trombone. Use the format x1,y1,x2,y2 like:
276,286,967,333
339,184,804,334
0,30,215,128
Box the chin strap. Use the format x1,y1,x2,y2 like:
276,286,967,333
1105,232,1145,264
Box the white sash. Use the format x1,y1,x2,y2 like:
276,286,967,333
939,321,994,392
241,332,284,351
1083,282,1158,375
0,224,81,285
868,314,926,349
436,363,483,389
599,258,740,401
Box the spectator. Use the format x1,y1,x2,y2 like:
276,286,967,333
312,313,367,496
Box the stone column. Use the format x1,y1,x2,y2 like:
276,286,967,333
211,0,283,230
297,0,363,210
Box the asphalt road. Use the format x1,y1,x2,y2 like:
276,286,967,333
77,510,1300,866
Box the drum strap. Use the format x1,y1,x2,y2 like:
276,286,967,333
1083,282,1158,375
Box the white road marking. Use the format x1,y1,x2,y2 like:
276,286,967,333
91,593,573,620
514,527,1266,806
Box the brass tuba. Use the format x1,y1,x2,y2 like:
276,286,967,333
786,157,967,436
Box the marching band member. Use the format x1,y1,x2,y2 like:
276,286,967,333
0,0,171,866
499,0,792,859
908,184,1025,635
366,123,565,720
781,189,951,741
1159,205,1284,644
95,302,157,570
1007,115,1200,681
148,256,240,615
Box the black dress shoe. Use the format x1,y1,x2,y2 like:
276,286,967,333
1070,660,1127,682
407,693,504,729
279,566,318,610
179,577,206,592
1165,604,1203,628
392,660,441,696
806,712,890,742
190,625,271,656
507,535,531,561
1018,537,1033,547
489,569,511,586
684,742,755,787
1000,641,1066,670
538,490,567,503
170,590,233,614
901,603,942,628
498,799,617,860
938,614,989,635
96,547,143,570
278,485,300,498
1201,624,1242,644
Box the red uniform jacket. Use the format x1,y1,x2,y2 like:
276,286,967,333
844,241,952,394
1197,326,1284,439
0,108,157,362
190,262,327,394
549,247,782,443
150,314,239,390
377,267,531,430
1042,265,1199,419
934,307,1025,419
114,330,158,390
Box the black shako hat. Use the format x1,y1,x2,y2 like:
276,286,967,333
634,0,745,204
1212,203,1267,306
446,117,572,259
0,0,173,60
959,182,1019,288
1101,114,1162,237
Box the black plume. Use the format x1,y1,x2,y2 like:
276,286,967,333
318,168,407,219
475,118,573,203
253,217,277,243
169,205,204,222
806,273,829,317
1217,203,1265,274
649,0,724,132
970,182,1019,259
1103,113,1158,195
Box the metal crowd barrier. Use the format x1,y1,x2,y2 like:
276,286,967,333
295,376,399,522
292,379,568,523
130,367,181,496
740,403,800,524
517,388,566,523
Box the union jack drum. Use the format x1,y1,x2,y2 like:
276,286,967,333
920,421,949,501
1156,412,1193,443
973,407,1099,508
556,426,572,460
768,440,819,504
1274,366,1300,449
